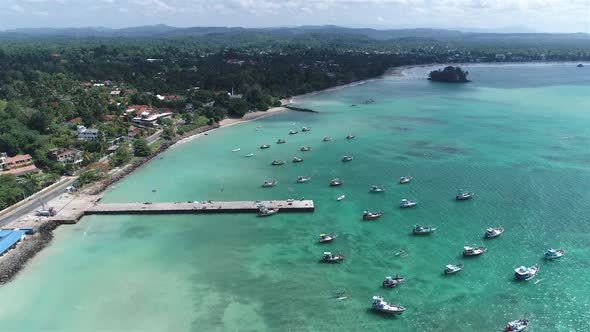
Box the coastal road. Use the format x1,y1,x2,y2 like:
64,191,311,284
0,178,76,228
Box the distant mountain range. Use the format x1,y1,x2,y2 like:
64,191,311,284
1,24,589,41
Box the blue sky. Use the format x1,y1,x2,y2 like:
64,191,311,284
1,0,589,32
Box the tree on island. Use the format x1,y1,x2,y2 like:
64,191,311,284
428,66,470,83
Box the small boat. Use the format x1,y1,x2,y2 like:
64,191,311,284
323,136,332,142
485,226,504,238
456,191,474,201
371,296,405,315
276,139,286,144
346,134,355,139
342,156,353,162
262,180,277,187
337,195,346,201
400,199,418,208
319,233,337,243
245,153,254,158
289,130,298,135
463,245,487,257
369,185,385,193
302,127,311,132
444,263,464,274
544,248,565,260
413,225,436,235
321,251,344,263
382,275,406,288
514,264,539,280
300,146,311,151
399,176,412,184
271,160,285,166
257,206,278,217
260,144,271,149
330,178,343,186
296,176,311,183
363,211,382,220
577,63,584,68
231,148,241,152
505,319,529,332
292,157,304,163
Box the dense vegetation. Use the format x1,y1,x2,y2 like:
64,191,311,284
428,66,470,82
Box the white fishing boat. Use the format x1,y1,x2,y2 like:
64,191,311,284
371,296,405,314
231,148,241,152
258,206,278,217
544,248,565,260
296,176,311,183
337,195,346,201
245,153,254,158
319,233,337,243
323,136,332,142
485,226,504,238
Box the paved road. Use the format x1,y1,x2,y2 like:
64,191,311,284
146,130,163,145
0,178,76,227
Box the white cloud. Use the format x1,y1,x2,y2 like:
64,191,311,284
10,4,25,11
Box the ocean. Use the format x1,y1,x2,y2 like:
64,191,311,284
1,64,589,331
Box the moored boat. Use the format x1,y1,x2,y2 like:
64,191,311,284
456,191,474,200
444,263,464,274
271,160,285,166
302,127,311,132
342,155,354,162
346,134,355,139
515,264,539,280
262,180,277,187
400,199,418,208
330,178,343,186
258,206,279,217
300,146,311,151
231,148,241,152
505,319,529,332
321,251,344,263
337,195,346,201
319,233,337,243
289,130,298,135
463,245,487,257
276,139,286,144
382,275,406,288
544,248,565,260
245,153,254,158
260,144,271,149
363,210,382,220
399,176,412,184
485,226,504,238
371,296,405,315
323,136,332,142
370,185,385,193
292,157,304,163
296,176,311,183
413,225,436,235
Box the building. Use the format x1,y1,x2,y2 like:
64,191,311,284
68,117,83,125
48,148,83,165
132,110,173,127
110,90,122,96
0,153,39,176
125,105,151,115
0,229,25,257
76,126,100,141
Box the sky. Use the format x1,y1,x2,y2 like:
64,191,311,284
0,0,589,33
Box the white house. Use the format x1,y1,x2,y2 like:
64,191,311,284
132,111,173,127
77,125,100,141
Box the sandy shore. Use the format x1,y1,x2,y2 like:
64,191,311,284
219,106,290,128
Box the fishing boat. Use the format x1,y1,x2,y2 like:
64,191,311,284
323,136,332,142
444,263,464,274
302,127,312,132
363,211,382,220
413,225,436,235
544,248,565,260
260,144,271,149
346,134,355,139
337,195,346,201
514,264,539,280
321,252,344,263
330,178,343,186
319,233,337,243
382,275,406,288
371,296,406,315
505,319,529,331
296,176,311,183
463,245,487,257
399,176,412,184
276,139,286,144
292,157,304,163
370,185,385,193
485,226,504,238
271,160,285,166
342,156,353,162
245,153,254,158
456,191,474,200
289,130,298,135
262,180,277,187
257,206,278,217
400,199,418,208
231,148,241,152
300,146,311,151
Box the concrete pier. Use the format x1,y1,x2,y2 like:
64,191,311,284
85,200,315,216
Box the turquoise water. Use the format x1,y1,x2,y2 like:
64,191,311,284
1,64,590,331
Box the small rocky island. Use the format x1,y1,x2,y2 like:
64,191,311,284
428,66,470,83
577,63,584,68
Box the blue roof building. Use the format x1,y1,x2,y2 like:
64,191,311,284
0,229,25,256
